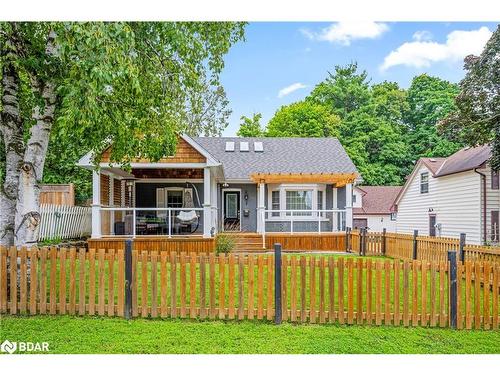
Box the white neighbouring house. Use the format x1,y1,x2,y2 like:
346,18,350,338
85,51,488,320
352,186,401,232
394,145,500,245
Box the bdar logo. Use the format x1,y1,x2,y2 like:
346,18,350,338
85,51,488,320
1,340,17,354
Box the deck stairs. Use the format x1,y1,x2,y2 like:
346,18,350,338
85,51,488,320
225,232,266,253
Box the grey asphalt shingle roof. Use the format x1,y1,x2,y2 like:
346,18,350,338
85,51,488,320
192,137,358,180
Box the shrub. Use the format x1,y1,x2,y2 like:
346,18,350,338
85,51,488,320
215,233,235,255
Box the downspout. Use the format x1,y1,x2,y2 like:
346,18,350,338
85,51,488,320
474,168,487,244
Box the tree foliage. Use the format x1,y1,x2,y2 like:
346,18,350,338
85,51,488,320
236,113,264,137
266,101,341,137
0,22,245,245
263,63,463,185
439,25,500,169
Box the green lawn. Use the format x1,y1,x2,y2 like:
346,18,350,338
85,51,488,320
1,315,499,354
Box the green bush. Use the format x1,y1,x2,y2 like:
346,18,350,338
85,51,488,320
215,233,235,255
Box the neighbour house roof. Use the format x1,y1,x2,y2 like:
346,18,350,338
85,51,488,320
394,145,492,205
193,137,359,181
353,186,402,215
434,145,491,177
420,157,446,176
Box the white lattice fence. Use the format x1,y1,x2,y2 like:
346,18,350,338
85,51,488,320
38,204,91,241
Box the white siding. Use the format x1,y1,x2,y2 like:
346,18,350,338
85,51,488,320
478,165,500,244
396,164,482,244
352,188,363,208
355,214,397,232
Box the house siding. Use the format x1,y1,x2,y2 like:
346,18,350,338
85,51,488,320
396,164,482,244
355,214,397,232
477,165,500,243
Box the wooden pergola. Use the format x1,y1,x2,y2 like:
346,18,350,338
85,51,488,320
250,172,358,187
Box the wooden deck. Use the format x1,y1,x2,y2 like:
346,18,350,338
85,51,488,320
87,232,348,253
87,236,215,253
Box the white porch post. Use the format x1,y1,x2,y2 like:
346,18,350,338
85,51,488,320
210,175,218,233
345,182,353,230
332,186,338,231
203,167,212,238
91,170,102,238
257,182,265,233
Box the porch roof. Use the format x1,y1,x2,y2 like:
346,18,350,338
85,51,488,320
250,172,357,186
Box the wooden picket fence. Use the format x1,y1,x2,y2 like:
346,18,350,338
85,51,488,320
350,230,500,264
38,204,92,241
1,246,498,330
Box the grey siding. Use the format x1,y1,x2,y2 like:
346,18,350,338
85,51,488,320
217,183,258,232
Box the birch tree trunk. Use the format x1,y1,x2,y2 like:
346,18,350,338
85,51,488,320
13,31,57,247
0,44,25,247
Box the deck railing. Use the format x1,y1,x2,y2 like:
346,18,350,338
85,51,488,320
100,207,204,238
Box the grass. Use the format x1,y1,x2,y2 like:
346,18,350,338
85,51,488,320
1,315,499,354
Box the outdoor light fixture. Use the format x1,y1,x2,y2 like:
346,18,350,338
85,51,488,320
244,191,249,203
222,182,229,187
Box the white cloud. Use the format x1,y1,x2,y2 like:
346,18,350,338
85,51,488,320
380,26,492,71
301,21,389,46
412,30,433,42
277,82,307,98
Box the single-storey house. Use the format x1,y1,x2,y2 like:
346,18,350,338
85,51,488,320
77,135,359,248
352,186,401,232
394,145,499,245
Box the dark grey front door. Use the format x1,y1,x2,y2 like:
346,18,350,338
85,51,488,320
224,191,240,231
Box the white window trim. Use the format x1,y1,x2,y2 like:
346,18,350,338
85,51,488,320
267,183,326,220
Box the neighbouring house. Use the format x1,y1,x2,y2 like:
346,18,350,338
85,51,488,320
77,135,359,246
352,186,401,232
394,145,500,245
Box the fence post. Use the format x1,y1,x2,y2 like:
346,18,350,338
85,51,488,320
412,230,418,260
381,228,386,256
345,227,351,252
274,243,282,325
447,250,458,329
124,239,133,320
459,233,466,263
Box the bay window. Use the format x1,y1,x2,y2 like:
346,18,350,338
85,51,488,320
268,184,326,219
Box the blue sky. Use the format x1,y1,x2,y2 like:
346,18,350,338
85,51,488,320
219,22,498,136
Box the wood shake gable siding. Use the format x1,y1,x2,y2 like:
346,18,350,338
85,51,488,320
396,164,482,244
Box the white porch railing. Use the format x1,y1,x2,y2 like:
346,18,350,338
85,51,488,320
259,209,347,248
100,207,205,238
38,204,92,241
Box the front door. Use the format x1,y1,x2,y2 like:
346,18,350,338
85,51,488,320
223,191,240,231
429,214,437,236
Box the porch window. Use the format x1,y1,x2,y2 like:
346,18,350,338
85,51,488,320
420,172,429,194
317,190,323,217
286,190,313,216
167,190,183,208
271,190,280,217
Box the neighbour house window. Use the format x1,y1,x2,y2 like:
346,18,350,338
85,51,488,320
271,191,280,217
390,212,397,221
286,190,313,216
352,194,356,203
492,211,499,242
420,172,429,194
492,170,499,190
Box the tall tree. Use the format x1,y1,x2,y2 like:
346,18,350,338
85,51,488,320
439,26,500,169
236,113,263,137
308,62,371,118
266,101,341,137
0,22,245,246
404,74,462,158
